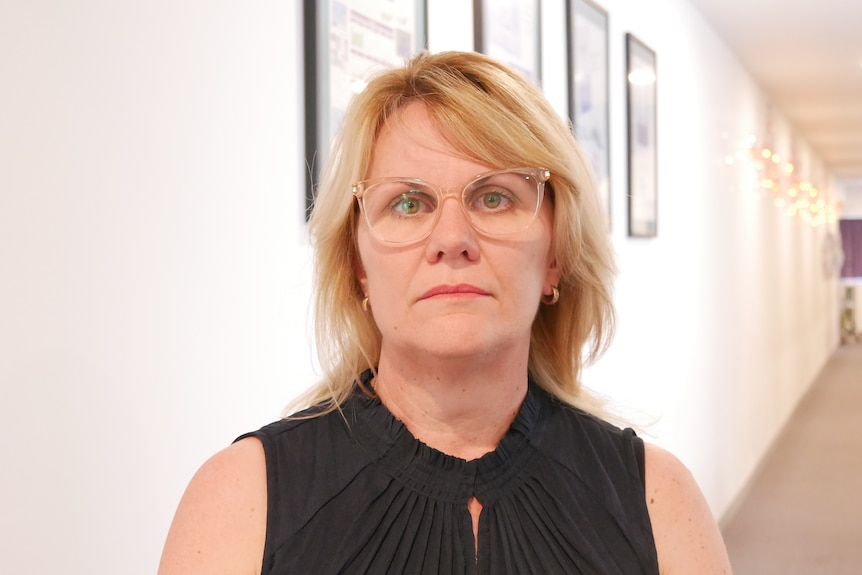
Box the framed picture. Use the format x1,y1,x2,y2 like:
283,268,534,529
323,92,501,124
625,33,657,237
568,0,610,227
303,1,428,217
473,0,541,85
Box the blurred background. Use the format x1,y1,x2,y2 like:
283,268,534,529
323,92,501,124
1,0,859,573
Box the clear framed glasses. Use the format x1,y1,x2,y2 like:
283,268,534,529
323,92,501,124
353,167,550,244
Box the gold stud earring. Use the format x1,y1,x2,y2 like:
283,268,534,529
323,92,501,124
361,297,370,312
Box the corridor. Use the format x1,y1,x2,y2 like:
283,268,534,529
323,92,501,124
721,339,862,573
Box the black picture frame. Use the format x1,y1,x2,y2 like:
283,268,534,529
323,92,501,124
625,33,657,237
302,1,428,218
568,0,610,228
473,0,542,85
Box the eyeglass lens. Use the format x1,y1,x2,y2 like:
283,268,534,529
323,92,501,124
359,169,544,243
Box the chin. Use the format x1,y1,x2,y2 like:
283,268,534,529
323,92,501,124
415,321,520,357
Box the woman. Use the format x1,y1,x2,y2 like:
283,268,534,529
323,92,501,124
158,51,732,574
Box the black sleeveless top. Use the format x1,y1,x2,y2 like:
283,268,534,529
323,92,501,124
238,374,659,574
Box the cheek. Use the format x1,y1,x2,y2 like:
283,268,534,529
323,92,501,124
498,245,552,301
355,234,410,300
529,230,556,280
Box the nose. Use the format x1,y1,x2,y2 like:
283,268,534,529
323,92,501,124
424,195,480,262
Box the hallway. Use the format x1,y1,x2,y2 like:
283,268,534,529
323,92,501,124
721,339,862,573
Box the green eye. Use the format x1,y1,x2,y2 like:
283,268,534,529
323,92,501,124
482,192,503,209
397,192,420,215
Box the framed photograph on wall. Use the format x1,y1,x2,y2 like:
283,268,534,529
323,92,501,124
303,1,428,217
625,33,657,237
568,0,610,227
473,0,541,85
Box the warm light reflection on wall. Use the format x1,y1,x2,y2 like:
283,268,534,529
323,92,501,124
723,134,841,227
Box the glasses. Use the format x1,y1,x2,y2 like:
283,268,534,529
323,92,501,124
353,167,550,244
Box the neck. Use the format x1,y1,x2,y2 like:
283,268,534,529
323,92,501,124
374,347,529,460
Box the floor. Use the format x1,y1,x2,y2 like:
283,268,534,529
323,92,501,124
720,339,862,574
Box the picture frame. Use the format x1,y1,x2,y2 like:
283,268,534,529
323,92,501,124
303,1,428,217
473,0,541,85
625,33,657,237
568,0,610,227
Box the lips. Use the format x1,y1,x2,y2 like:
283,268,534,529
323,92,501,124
420,284,490,300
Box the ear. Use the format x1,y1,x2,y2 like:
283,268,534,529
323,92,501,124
355,255,368,296
544,257,561,294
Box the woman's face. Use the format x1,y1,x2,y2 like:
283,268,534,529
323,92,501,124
355,102,559,362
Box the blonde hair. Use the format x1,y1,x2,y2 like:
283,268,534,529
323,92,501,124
293,50,615,416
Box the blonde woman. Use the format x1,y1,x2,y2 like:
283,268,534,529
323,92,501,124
159,51,731,574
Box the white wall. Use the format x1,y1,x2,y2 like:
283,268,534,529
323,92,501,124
0,0,840,573
840,180,862,218
1,2,314,573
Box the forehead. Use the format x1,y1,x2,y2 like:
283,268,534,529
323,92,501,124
367,102,493,184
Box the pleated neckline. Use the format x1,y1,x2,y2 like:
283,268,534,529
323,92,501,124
347,369,545,505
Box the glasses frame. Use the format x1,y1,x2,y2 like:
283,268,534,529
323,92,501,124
352,167,551,245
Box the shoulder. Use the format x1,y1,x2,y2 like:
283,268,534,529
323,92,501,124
537,388,629,440
643,443,732,574
157,437,267,575
537,397,651,506
539,394,643,471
